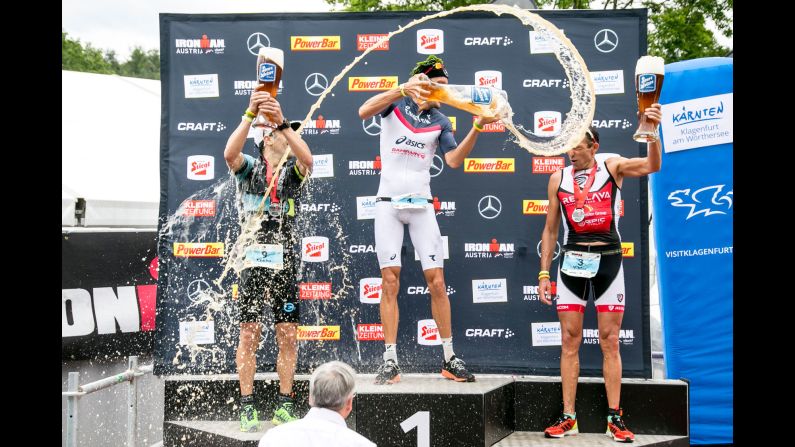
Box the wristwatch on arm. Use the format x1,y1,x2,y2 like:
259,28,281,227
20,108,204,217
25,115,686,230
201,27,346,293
276,119,291,131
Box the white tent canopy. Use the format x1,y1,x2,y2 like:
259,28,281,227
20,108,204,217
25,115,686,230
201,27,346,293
62,70,161,227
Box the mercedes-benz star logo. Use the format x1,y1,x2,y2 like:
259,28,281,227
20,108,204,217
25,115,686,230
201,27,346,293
536,240,562,261
305,73,329,97
430,154,444,177
362,115,382,136
187,279,212,302
594,29,618,53
247,32,271,55
478,195,502,219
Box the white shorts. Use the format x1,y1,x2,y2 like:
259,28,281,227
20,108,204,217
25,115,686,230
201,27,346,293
374,201,444,271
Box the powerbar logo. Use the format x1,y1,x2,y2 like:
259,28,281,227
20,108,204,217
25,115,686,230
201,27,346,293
622,242,635,257
233,79,283,96
299,282,332,300
173,243,224,258
349,76,399,91
357,324,384,341
532,157,565,174
357,34,389,51
464,158,515,173
297,325,340,340
175,35,225,54
523,200,549,215
291,36,341,51
464,239,515,259
181,200,216,217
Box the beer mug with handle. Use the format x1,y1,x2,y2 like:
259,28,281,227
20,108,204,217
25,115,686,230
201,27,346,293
633,55,665,142
253,47,284,129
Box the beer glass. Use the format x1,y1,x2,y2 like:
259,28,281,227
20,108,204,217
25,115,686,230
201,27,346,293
419,74,511,119
633,55,665,142
253,47,284,129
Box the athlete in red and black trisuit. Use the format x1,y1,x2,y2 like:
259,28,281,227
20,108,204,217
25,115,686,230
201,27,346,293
538,104,662,443
357,55,498,385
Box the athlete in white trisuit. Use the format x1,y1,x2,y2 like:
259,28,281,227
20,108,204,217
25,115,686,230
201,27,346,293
358,55,498,384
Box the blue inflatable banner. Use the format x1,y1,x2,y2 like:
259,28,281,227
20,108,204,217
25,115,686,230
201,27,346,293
651,57,733,444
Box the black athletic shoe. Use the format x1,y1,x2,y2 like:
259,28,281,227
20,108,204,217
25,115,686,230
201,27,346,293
441,356,476,382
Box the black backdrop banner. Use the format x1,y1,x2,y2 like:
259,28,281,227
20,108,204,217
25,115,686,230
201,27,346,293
155,10,651,377
62,230,159,360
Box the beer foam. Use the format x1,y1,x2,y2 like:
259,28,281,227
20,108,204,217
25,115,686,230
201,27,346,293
635,55,664,75
258,47,284,68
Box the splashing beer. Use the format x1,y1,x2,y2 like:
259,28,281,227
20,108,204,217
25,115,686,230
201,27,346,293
633,55,665,142
253,47,284,129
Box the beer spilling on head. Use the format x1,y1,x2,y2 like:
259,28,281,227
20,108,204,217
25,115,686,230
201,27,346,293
419,74,512,120
254,47,284,129
633,55,664,142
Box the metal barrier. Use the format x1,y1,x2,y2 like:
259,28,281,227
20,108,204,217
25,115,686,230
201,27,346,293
62,356,159,447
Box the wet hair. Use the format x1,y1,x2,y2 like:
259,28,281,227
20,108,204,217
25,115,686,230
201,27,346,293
584,126,600,147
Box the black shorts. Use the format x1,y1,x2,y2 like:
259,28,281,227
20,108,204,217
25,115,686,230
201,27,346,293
556,242,626,313
237,250,300,324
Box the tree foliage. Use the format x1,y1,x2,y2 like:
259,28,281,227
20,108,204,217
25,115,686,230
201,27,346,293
62,31,160,80
326,0,733,62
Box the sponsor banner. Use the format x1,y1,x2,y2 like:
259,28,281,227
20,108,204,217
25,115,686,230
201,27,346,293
534,111,561,136
472,278,508,303
531,322,562,346
311,154,334,178
464,158,515,173
173,242,224,258
302,236,330,262
473,116,505,132
291,35,341,51
523,200,549,215
175,35,225,55
187,155,214,180
179,320,215,345
184,74,219,98
417,319,441,345
529,30,562,54
299,282,332,300
532,157,565,174
474,70,502,89
661,93,733,153
303,116,341,136
357,324,384,341
180,200,216,217
622,242,635,257
590,70,625,95
349,76,399,91
357,34,389,51
357,196,377,220
417,29,444,54
359,278,382,304
582,328,635,345
297,325,341,340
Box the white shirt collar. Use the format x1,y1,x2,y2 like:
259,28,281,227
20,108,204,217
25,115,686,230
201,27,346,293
304,407,346,427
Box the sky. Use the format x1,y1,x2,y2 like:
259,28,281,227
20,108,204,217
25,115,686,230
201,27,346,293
62,0,334,60
63,0,731,60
